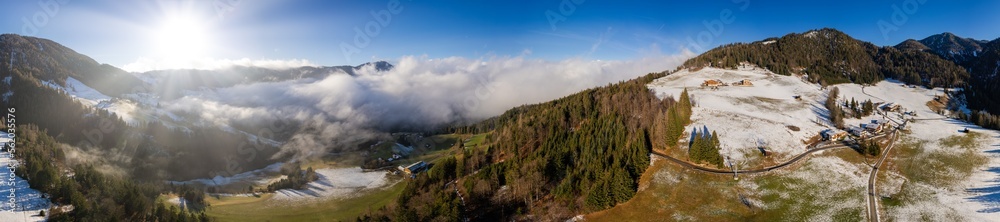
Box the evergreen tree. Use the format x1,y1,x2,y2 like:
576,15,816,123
710,130,723,167
863,100,875,116
826,87,845,128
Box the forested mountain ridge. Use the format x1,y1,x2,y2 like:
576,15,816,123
681,28,969,88
0,34,146,96
894,39,931,52
0,34,282,181
918,32,987,67
360,72,694,221
965,38,1000,115
890,32,1000,117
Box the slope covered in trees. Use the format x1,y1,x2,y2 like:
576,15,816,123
0,34,145,97
917,32,987,67
965,38,1000,115
0,34,282,181
360,72,693,221
11,124,208,221
682,28,968,88
688,128,722,167
884,33,1000,127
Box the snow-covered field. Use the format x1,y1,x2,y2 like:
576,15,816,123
835,80,1000,221
268,167,392,206
648,66,1000,220
649,66,828,162
41,77,142,124
0,154,51,222
170,162,284,187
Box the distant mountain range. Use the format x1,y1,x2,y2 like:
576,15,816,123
139,61,393,99
896,32,1000,114
0,33,398,181
913,32,988,67
0,33,395,100
2,29,999,221
682,28,1000,115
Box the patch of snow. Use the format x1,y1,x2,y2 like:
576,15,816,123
804,31,818,38
170,162,284,186
566,215,585,222
649,66,826,163
122,93,159,107
218,124,282,147
3,76,10,86
268,167,391,206
63,77,112,103
167,196,188,210
761,40,776,45
39,77,144,124
0,155,52,222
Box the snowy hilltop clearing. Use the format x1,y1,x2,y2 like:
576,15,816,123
648,65,827,163
647,65,1000,220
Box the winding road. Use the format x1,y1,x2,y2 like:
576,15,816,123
651,134,888,175
651,129,898,222
651,144,849,175
647,85,912,220
867,125,902,222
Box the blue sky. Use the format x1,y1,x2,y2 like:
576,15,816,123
3,0,999,71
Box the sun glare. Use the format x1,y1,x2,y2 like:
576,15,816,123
152,15,211,61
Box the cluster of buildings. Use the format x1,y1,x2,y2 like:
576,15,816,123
398,161,428,175
821,119,893,141
701,79,725,88
881,103,901,112
820,129,848,141
701,79,754,89
732,79,754,86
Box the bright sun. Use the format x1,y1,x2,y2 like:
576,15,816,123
152,16,210,60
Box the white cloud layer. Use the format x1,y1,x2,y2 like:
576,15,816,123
163,51,695,159
122,57,316,72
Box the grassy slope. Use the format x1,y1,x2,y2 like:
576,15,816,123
587,148,869,221
879,132,989,220
205,134,465,221
206,183,405,222
586,158,748,221
593,130,991,221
